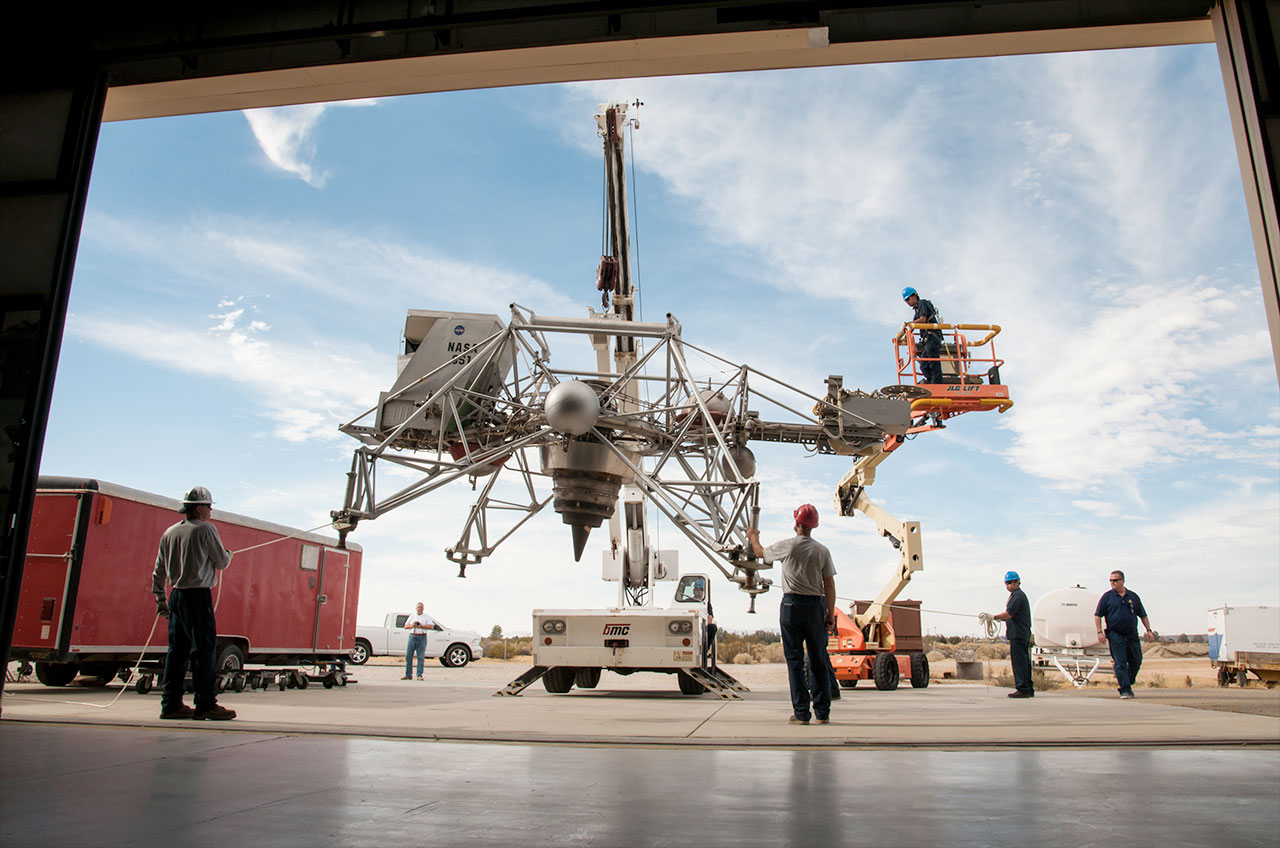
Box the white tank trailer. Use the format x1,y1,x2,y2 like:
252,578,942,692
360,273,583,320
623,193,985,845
1031,585,1110,687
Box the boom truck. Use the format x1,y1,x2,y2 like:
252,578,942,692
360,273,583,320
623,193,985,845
330,102,1010,697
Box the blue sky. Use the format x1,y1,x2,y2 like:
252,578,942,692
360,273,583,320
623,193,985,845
45,43,1279,638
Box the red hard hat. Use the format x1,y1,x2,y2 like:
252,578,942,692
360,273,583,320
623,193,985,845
793,503,819,529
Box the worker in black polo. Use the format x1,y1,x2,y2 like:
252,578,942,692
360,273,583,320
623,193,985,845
992,570,1033,698
902,286,944,384
1094,570,1155,699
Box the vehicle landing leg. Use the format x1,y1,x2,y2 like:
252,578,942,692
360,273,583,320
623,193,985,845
494,666,550,696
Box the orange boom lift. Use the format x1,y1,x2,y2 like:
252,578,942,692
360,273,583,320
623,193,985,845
824,321,1013,690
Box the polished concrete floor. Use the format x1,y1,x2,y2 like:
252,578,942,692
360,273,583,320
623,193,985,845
1,722,1278,847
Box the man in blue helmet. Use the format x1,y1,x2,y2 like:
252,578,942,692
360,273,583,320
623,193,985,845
991,571,1033,698
902,287,944,384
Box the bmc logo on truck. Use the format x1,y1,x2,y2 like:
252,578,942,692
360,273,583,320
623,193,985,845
602,623,630,636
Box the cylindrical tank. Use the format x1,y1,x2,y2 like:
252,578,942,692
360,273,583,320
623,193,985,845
1032,585,1102,649
540,440,637,561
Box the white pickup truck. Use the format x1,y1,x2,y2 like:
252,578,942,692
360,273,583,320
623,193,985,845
350,613,485,668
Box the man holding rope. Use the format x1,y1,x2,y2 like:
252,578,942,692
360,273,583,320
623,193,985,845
151,486,236,720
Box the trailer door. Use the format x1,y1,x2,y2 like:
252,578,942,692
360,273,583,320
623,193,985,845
15,491,86,654
312,547,350,651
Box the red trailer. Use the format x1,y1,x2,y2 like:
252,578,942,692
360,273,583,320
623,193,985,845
11,477,362,691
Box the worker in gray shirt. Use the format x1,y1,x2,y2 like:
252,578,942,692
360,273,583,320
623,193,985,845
747,504,837,725
151,486,235,721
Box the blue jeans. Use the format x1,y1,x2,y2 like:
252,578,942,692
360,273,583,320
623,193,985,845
781,594,831,720
163,588,218,711
1106,630,1143,693
406,634,427,677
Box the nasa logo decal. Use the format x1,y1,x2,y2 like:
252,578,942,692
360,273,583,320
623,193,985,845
454,325,465,336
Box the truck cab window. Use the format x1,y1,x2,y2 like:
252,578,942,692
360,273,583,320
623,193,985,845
395,615,409,628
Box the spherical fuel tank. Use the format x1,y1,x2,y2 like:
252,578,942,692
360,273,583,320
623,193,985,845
544,380,601,436
1032,585,1102,649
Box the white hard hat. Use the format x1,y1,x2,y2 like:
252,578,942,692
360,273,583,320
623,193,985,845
182,486,214,506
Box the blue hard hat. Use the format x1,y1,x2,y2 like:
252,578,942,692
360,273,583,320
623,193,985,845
1004,571,1020,582
902,286,917,300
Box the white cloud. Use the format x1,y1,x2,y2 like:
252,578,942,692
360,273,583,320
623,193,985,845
66,307,385,443
243,100,376,187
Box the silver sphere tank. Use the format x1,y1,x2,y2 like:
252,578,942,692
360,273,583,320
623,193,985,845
545,380,601,436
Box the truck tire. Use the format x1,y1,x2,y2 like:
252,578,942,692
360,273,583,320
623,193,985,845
677,671,707,696
1238,668,1250,688
1217,667,1230,688
216,644,245,672
349,639,371,665
909,652,930,688
81,663,119,686
574,667,602,689
440,644,471,668
838,679,858,689
872,652,899,690
542,667,575,694
34,661,77,687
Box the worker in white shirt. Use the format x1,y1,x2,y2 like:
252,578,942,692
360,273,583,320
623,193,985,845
402,602,435,680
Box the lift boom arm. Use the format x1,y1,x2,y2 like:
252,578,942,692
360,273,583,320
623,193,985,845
835,444,922,646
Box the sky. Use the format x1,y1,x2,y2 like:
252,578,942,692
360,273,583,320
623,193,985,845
43,42,1279,640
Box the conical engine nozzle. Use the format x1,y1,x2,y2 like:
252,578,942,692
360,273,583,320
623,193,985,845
571,524,593,562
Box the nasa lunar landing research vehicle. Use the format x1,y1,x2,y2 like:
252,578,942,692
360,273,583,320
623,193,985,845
331,102,1011,696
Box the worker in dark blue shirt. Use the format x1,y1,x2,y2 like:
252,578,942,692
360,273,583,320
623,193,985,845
992,571,1033,698
902,287,944,384
1093,570,1155,699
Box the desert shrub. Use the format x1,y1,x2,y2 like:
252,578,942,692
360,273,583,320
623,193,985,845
976,643,1010,660
1184,675,1194,688
731,652,755,665
1031,669,1064,691
752,642,784,664
987,669,1014,688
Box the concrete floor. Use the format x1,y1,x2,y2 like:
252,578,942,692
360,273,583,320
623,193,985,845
1,723,1277,847
2,665,1278,846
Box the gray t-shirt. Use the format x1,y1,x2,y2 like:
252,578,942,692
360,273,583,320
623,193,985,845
152,519,233,599
762,534,836,596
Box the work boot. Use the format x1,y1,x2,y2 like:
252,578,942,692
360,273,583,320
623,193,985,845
193,705,237,721
814,717,830,725
1008,691,1033,699
788,715,810,725
400,675,411,680
159,704,194,720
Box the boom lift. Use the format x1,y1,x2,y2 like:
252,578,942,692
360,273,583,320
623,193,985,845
826,320,1012,690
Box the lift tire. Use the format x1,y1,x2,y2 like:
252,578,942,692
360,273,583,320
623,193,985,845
838,679,858,689
441,644,471,668
872,652,900,691
910,653,930,688
677,672,707,696
349,639,371,666
135,674,154,695
216,644,245,673
542,667,575,694
574,667,602,689
34,661,78,687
